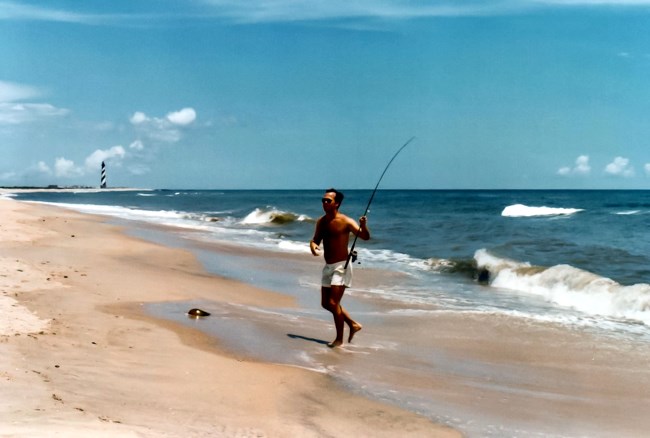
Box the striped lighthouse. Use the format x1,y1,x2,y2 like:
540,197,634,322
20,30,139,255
100,161,107,189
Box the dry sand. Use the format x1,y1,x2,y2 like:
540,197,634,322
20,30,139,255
0,197,459,437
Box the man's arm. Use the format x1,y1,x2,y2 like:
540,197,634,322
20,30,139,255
310,218,323,256
348,216,370,241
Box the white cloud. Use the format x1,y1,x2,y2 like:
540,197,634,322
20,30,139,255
574,155,591,174
166,107,196,126
130,107,196,144
605,156,635,177
130,111,149,125
36,161,52,175
84,145,126,172
146,121,182,143
37,146,126,180
644,163,650,176
129,139,144,150
558,155,591,176
54,157,83,178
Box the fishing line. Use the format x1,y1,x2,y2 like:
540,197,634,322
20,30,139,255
344,136,415,269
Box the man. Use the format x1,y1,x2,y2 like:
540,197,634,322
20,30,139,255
310,188,370,348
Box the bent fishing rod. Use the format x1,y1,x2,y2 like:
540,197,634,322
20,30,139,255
344,136,415,269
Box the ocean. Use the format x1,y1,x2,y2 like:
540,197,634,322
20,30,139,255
8,189,650,436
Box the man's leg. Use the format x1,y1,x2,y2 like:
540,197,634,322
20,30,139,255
322,286,362,347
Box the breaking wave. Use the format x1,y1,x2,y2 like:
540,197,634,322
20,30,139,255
240,207,311,226
474,249,650,326
424,257,485,280
502,204,583,217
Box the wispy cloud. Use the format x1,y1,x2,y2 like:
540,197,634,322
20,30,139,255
0,1,175,26
198,0,523,23
0,80,41,102
0,103,69,125
0,1,109,24
129,140,144,151
532,0,650,5
3,0,650,27
199,0,650,23
0,80,69,125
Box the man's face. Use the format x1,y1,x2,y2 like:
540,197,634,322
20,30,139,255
322,192,337,212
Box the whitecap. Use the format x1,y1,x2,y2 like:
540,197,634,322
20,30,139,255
501,204,583,217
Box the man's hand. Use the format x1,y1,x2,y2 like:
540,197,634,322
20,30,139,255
357,216,370,240
310,240,322,256
359,216,367,228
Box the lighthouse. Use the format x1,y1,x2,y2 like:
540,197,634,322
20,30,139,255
100,161,107,188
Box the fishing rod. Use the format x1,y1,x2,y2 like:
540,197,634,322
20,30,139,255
344,136,415,269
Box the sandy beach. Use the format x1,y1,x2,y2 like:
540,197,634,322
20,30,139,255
0,196,459,437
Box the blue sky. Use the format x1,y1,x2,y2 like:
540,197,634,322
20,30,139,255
1,1,650,189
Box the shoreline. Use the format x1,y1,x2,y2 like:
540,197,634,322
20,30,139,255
0,187,150,194
0,197,459,436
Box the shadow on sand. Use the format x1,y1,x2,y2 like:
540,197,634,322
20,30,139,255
287,333,329,345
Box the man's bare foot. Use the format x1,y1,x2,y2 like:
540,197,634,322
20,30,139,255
348,323,362,343
327,340,343,348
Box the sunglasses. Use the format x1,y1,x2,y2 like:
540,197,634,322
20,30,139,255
321,198,334,204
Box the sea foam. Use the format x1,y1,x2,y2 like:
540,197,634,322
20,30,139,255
501,204,583,217
475,249,650,326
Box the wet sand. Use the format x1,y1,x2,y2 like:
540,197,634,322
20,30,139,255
0,196,458,437
126,213,650,437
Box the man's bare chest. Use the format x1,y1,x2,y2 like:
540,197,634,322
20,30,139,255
322,218,348,238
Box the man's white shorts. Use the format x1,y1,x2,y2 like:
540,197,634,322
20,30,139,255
321,261,352,288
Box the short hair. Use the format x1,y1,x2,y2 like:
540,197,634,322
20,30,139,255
325,188,344,205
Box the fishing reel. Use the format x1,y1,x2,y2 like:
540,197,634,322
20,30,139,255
351,250,359,264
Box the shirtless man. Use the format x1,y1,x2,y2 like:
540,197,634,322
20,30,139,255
310,188,370,348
